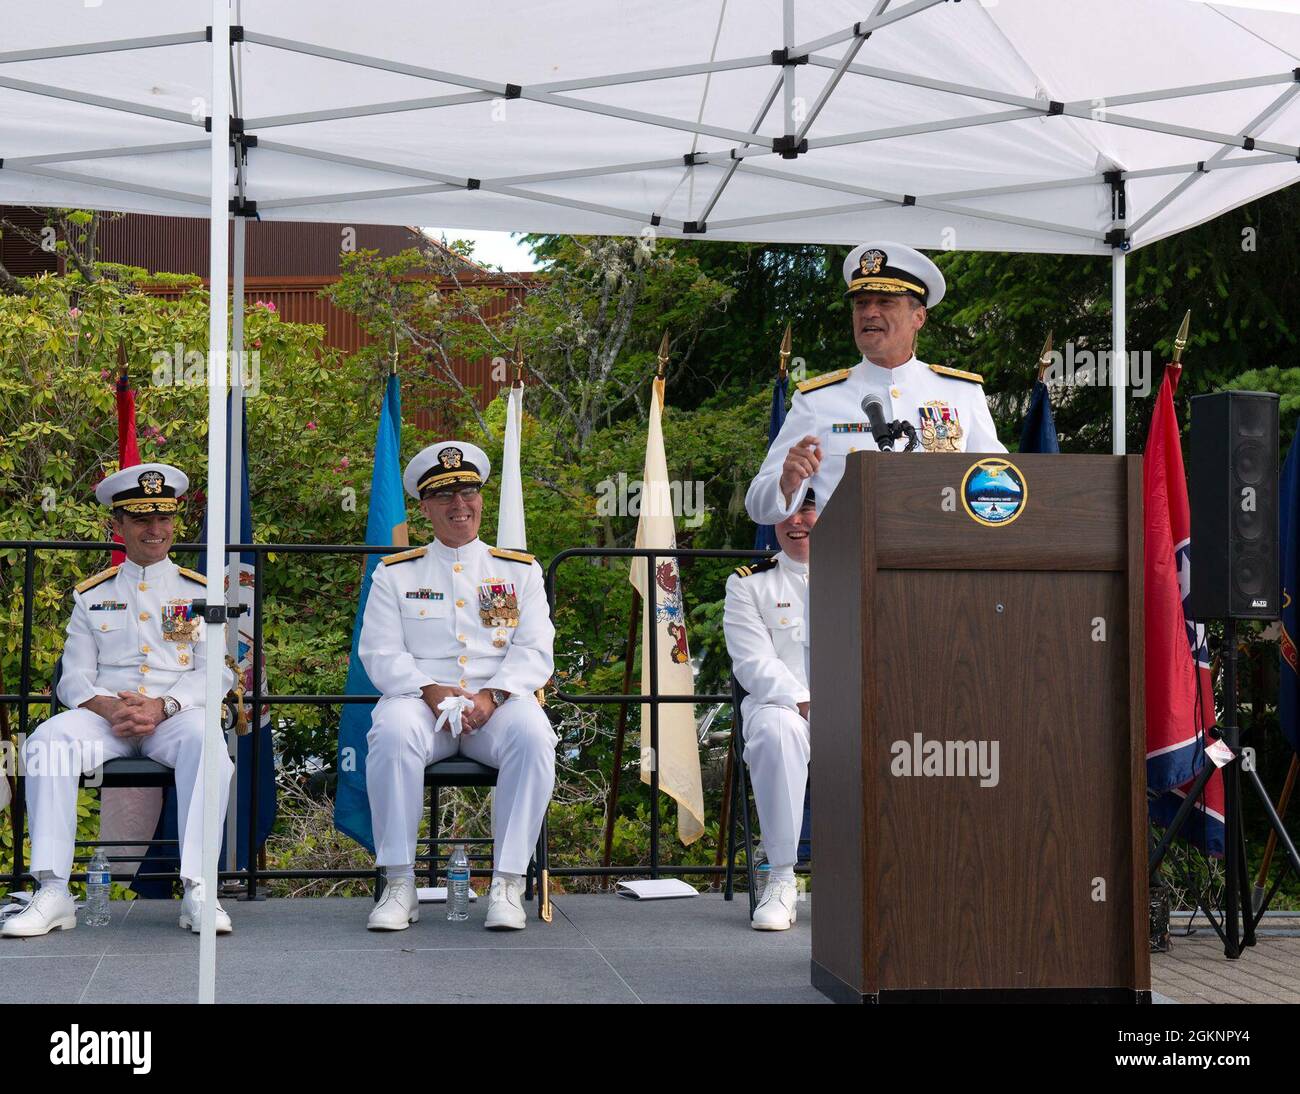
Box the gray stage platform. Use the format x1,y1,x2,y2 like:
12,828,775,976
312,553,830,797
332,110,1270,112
0,892,828,1004
5,892,1294,1003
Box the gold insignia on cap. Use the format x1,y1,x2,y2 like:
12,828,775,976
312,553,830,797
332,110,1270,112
440,447,463,470
139,470,164,495
859,248,886,276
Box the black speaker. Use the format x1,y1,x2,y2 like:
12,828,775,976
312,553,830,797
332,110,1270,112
1188,390,1280,620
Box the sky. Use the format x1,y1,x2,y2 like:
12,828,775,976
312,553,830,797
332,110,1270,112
421,228,540,272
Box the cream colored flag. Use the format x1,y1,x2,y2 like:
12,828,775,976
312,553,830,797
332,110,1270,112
497,382,527,551
629,377,704,845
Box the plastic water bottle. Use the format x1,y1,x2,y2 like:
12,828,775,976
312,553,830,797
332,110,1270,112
83,849,111,926
753,841,770,903
447,844,470,921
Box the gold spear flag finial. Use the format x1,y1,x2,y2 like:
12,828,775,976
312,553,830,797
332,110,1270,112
512,334,524,385
779,322,792,378
656,330,670,378
1172,310,1191,365
1036,330,1054,382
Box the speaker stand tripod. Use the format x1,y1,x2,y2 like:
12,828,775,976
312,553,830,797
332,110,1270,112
1149,619,1300,957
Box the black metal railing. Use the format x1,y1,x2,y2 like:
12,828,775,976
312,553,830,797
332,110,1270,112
2,538,773,894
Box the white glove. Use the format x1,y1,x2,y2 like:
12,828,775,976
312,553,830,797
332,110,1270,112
433,694,476,737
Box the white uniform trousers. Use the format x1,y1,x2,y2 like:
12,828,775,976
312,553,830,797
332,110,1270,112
22,706,231,883
366,695,557,875
743,704,810,868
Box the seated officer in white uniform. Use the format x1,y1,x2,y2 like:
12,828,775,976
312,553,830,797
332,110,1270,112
724,492,815,931
3,464,234,938
360,441,557,932
746,241,1006,527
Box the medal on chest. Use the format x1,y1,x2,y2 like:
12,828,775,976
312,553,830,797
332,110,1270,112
478,582,519,628
919,401,962,452
161,600,200,643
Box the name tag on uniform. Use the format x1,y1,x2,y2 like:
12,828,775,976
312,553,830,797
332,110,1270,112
405,589,444,600
90,601,126,611
478,582,519,628
161,601,200,643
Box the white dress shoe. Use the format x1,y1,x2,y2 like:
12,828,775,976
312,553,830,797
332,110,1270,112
367,876,419,931
751,879,799,931
0,887,77,938
484,876,527,931
179,882,233,934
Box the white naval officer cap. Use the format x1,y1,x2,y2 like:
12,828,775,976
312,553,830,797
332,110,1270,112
94,462,189,514
843,241,945,308
403,441,492,500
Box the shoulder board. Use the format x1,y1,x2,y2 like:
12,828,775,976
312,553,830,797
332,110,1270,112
177,566,208,585
734,558,777,579
75,566,120,594
382,547,427,567
795,368,852,394
929,363,984,384
489,547,535,565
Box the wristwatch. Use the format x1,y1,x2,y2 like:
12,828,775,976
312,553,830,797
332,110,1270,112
488,688,509,708
161,695,181,720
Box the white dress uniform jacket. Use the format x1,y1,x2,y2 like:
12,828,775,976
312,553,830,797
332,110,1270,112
745,355,1007,526
723,551,811,870
358,538,554,699
57,558,234,710
723,552,808,726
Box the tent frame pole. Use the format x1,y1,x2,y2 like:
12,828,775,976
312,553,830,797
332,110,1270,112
224,216,246,876
1112,249,1126,457
198,0,232,1006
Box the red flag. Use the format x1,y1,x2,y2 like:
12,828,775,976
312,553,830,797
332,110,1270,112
112,357,139,566
1144,362,1223,853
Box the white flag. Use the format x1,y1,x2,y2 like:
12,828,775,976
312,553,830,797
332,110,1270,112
629,377,704,845
497,383,527,551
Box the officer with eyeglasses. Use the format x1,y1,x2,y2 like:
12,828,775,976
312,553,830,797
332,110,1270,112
358,441,557,932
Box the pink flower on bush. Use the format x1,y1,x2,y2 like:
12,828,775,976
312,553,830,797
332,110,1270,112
255,300,277,313
68,307,82,319
337,456,350,470
101,369,111,381
306,421,317,431
253,339,262,348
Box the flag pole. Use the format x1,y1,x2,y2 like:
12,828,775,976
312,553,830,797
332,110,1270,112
778,321,791,380
1172,309,1191,366
1036,331,1053,382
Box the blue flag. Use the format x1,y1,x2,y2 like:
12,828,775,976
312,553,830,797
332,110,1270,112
754,371,789,550
1018,379,1060,454
334,372,408,851
1281,438,1300,753
133,393,276,894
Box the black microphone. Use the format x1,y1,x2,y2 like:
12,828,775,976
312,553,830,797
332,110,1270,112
861,394,893,451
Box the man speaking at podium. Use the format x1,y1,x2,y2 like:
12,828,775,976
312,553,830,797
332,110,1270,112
745,241,1005,527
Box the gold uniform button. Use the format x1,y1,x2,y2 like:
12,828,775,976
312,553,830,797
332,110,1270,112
139,665,150,674
141,645,150,654
419,609,427,617
100,623,109,631
457,634,467,642
780,617,789,625
458,655,467,665
138,582,148,591
137,686,147,694
139,612,150,621
179,655,189,665
453,564,463,573
890,387,901,398
455,599,465,608
459,678,467,687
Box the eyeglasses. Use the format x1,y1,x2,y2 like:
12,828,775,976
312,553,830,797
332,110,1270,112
424,485,481,504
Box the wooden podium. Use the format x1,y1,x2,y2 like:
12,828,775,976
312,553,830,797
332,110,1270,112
809,453,1150,1003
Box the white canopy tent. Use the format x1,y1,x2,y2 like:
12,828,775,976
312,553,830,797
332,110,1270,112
6,0,1300,1000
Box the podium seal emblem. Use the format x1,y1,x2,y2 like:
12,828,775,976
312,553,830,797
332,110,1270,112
961,459,1027,527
